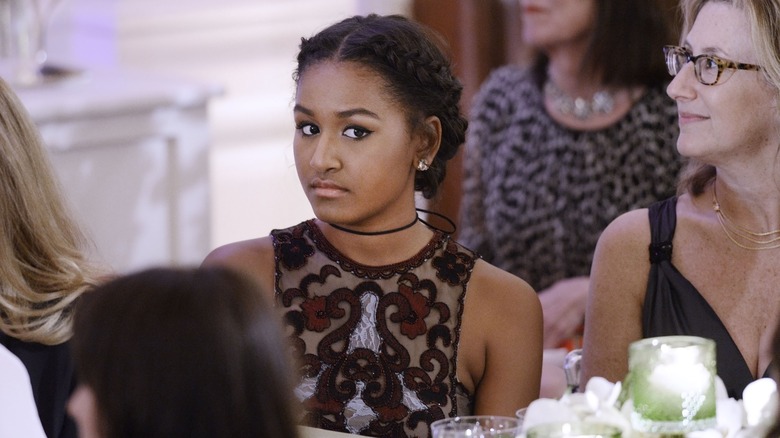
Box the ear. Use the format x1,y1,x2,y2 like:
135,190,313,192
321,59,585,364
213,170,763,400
415,115,442,165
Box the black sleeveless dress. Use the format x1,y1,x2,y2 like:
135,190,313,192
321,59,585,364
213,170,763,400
644,197,771,400
0,333,77,438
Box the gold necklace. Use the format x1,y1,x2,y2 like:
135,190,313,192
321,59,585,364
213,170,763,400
712,185,780,250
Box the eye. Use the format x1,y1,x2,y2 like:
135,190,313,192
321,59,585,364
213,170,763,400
296,123,319,136
701,56,720,72
343,126,371,140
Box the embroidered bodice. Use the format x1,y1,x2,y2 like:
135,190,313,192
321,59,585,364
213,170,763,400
271,220,476,437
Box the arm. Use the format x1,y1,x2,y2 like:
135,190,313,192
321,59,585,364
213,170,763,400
201,237,277,300
460,260,543,415
580,209,651,386
537,277,589,399
538,276,590,349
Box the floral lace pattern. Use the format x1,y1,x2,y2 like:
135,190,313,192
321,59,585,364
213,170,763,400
272,220,476,437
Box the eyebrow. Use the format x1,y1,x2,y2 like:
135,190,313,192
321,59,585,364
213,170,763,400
293,104,380,120
683,40,730,56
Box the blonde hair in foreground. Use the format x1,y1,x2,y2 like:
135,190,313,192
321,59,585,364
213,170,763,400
676,0,780,196
0,77,98,345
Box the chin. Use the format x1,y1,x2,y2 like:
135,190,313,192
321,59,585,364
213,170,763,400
310,205,346,225
674,136,705,160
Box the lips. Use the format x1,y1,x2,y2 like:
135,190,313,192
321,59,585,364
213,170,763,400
310,179,348,198
678,111,709,124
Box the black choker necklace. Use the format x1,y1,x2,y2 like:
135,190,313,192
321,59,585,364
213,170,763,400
327,215,419,236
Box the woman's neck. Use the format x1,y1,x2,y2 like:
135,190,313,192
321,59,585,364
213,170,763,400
710,172,780,233
545,43,602,96
317,219,434,266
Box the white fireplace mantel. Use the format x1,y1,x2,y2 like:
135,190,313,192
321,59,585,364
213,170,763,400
13,69,221,274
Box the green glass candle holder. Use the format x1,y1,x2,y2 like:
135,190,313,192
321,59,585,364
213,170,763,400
628,336,717,434
526,422,622,438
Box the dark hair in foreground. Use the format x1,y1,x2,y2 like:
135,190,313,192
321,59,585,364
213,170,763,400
294,14,468,199
71,267,299,438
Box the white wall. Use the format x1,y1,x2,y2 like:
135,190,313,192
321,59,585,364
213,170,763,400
50,0,412,250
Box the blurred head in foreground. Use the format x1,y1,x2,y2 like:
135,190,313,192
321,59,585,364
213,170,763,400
68,266,299,438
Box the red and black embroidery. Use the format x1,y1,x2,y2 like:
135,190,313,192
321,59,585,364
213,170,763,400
271,220,477,437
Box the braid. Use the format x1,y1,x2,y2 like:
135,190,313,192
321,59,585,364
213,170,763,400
296,14,467,198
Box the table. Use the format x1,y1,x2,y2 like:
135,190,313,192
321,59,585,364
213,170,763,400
298,426,356,438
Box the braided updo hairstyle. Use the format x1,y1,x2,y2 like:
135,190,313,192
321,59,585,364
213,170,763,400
294,14,467,199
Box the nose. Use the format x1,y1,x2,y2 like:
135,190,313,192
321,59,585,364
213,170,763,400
308,132,340,173
666,61,696,102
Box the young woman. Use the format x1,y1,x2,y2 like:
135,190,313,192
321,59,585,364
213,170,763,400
582,0,780,400
203,14,543,437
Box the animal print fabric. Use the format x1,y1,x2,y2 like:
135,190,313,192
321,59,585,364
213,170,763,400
459,66,682,292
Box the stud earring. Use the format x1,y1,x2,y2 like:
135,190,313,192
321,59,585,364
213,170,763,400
417,159,429,171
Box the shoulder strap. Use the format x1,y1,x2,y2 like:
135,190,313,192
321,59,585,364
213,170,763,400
648,197,677,263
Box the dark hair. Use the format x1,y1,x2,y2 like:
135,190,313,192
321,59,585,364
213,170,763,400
70,267,299,438
293,14,467,199
533,0,680,87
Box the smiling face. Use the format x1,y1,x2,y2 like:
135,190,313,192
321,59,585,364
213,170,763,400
519,0,596,51
667,2,780,166
293,61,427,231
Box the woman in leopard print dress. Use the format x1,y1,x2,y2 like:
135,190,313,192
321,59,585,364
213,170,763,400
459,0,683,395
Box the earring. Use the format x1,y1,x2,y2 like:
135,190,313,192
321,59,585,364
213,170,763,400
417,159,429,171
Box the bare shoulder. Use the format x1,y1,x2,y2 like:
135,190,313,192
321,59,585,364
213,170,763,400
590,208,652,301
465,258,542,346
468,259,539,311
202,236,276,293
597,208,651,255
459,258,543,412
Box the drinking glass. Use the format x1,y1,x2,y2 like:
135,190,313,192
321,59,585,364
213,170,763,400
515,407,527,425
628,336,717,434
430,415,520,438
525,422,622,438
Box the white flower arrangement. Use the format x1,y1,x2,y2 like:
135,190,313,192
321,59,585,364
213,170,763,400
520,377,778,438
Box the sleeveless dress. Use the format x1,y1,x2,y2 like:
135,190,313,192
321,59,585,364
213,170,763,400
0,333,77,438
271,220,475,437
645,197,771,399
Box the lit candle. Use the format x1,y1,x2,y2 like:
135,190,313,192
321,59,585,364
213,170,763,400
628,336,717,434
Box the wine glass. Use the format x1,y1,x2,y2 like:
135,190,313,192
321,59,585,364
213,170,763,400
430,416,521,438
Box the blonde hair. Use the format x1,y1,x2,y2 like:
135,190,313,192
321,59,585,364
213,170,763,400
0,77,98,345
676,0,780,196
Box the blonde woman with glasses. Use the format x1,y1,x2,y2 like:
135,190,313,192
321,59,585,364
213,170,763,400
582,0,780,401
0,76,99,437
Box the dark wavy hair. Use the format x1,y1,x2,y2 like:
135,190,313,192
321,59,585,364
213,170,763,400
70,267,300,438
294,14,468,199
532,0,680,88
